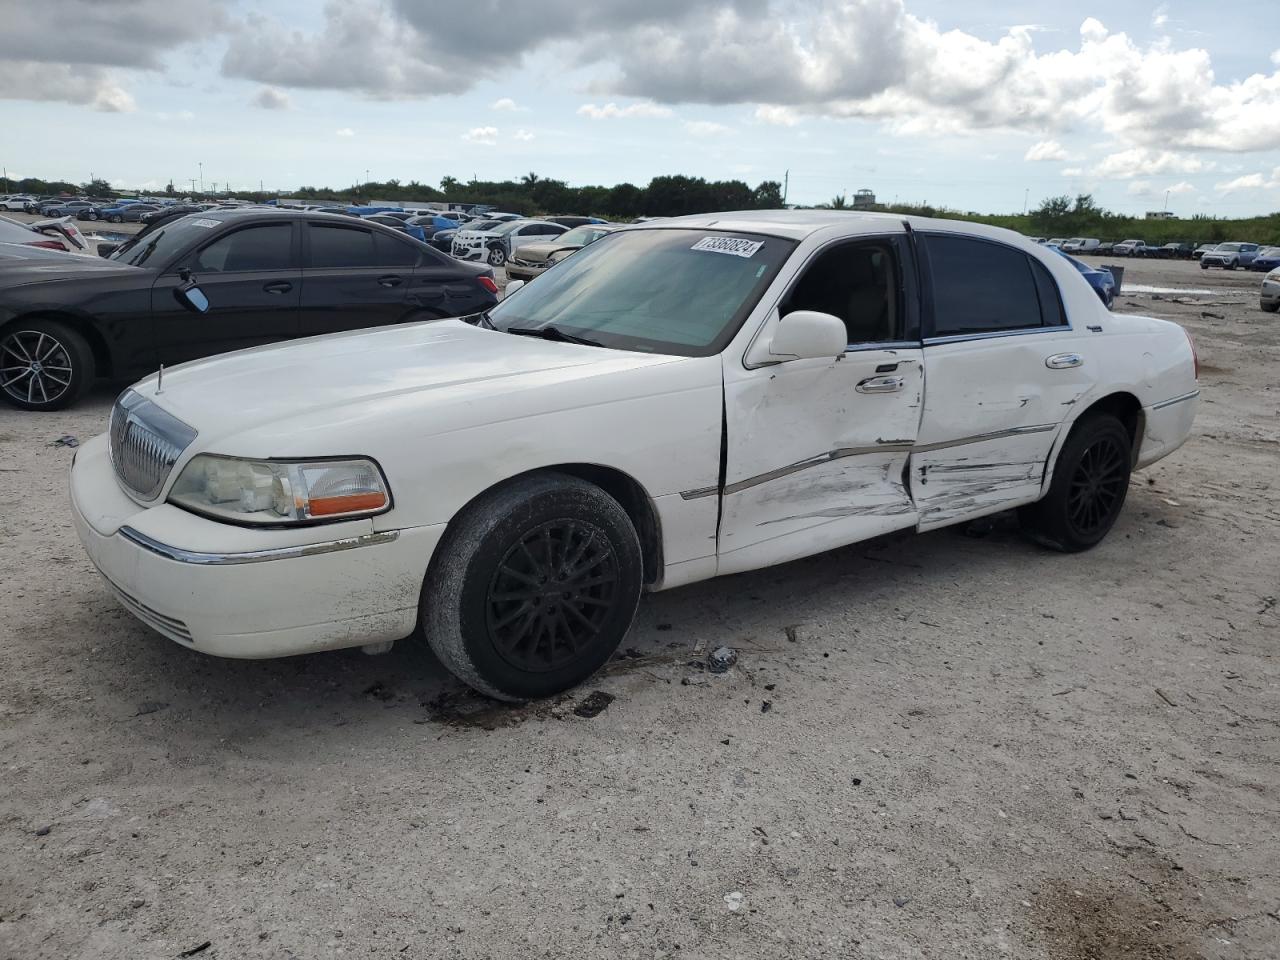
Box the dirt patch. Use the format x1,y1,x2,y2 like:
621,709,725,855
1030,871,1203,960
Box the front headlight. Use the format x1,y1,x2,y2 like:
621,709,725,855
169,454,390,525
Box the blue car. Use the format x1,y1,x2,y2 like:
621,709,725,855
1247,246,1280,272
361,213,427,242
1054,248,1115,309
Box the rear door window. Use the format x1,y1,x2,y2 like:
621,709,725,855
374,232,420,267
922,234,1058,337
307,223,379,268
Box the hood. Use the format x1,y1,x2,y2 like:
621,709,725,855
0,254,145,286
515,240,582,264
134,319,687,456
456,230,500,240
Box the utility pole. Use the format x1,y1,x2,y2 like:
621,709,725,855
1023,188,1029,215
782,169,789,207
198,162,203,195
190,178,196,195
1164,188,1170,214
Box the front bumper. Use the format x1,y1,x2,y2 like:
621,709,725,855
1262,280,1280,308
505,259,548,281
70,434,440,659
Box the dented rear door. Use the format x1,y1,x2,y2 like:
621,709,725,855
911,231,1093,530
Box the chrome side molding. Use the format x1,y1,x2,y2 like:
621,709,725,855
118,527,400,565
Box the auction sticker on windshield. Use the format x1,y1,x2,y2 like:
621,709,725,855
691,236,764,258
191,218,222,228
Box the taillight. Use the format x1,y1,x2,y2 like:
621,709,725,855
1185,329,1199,380
27,239,67,251
476,276,498,296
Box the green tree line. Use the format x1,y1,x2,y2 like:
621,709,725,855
6,174,1276,242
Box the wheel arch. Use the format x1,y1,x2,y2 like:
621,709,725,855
0,310,112,379
439,463,664,586
1041,390,1145,493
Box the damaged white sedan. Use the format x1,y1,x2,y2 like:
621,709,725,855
70,211,1199,700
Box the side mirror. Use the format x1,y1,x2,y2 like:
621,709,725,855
96,242,119,258
504,279,525,297
766,310,847,361
174,281,210,314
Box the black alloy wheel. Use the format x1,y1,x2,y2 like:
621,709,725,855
485,519,620,674
422,473,643,701
1065,433,1128,541
1019,413,1132,552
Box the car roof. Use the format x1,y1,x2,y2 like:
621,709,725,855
628,209,1040,245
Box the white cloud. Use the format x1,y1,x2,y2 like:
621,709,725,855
1126,180,1152,196
1214,168,1280,192
335,127,354,137
1166,180,1196,195
491,97,520,111
1272,49,1280,67
1093,147,1212,179
462,125,499,145
1060,167,1084,177
684,120,731,136
1215,173,1266,192
252,86,291,110
1151,4,1169,29
754,104,800,126
512,128,535,141
577,101,673,119
1025,139,1067,162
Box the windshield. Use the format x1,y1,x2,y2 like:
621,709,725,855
492,220,535,237
558,225,610,245
1216,243,1242,251
463,219,501,233
109,215,223,267
486,228,795,357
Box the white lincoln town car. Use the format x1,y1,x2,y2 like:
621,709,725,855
70,211,1199,700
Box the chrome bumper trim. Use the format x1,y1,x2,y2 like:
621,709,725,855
118,527,400,565
1150,389,1200,411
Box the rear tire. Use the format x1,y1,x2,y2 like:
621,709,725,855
421,473,643,701
1019,413,1132,553
1262,301,1279,313
0,319,95,411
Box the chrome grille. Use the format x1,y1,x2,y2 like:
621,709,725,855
109,390,197,501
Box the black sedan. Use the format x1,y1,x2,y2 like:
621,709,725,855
0,209,500,410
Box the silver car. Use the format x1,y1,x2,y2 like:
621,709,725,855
1262,268,1280,313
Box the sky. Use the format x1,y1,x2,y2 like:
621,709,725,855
2,0,1279,216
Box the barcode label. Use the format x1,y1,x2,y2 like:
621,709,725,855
691,236,764,258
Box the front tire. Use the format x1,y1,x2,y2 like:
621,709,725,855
422,473,643,701
487,246,507,267
108,214,121,223
1262,301,1279,313
1019,413,1132,552
0,319,95,411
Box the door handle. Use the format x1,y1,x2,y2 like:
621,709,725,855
378,275,404,288
1045,353,1083,369
856,375,905,394
262,280,292,294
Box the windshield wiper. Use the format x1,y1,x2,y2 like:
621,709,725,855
505,325,604,347
463,310,496,329
127,230,165,267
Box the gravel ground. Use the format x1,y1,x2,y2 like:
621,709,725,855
0,257,1277,960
